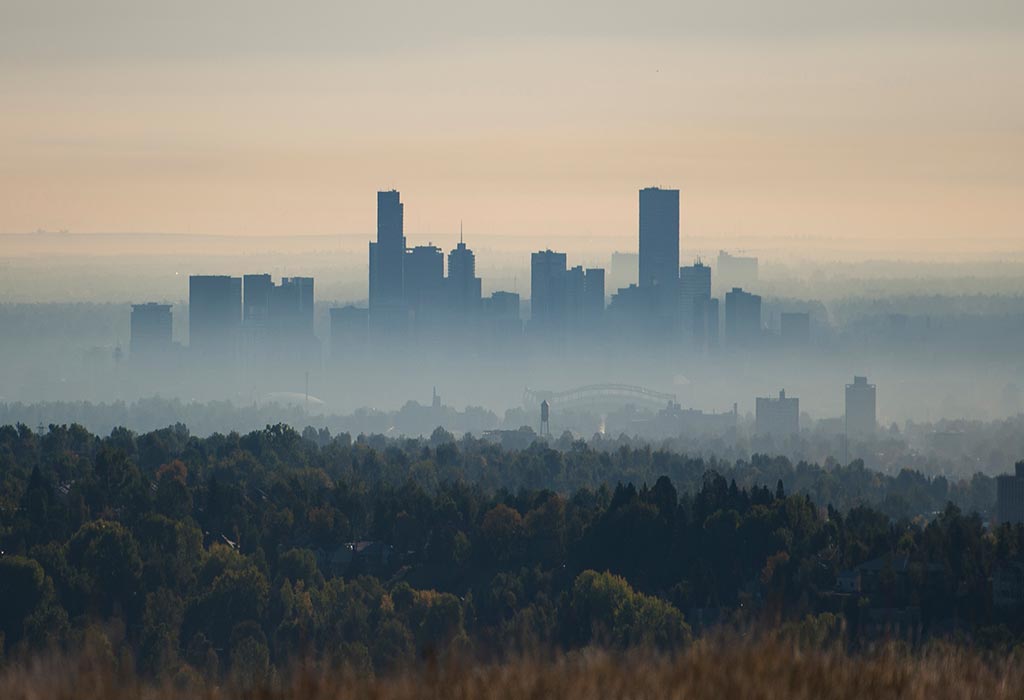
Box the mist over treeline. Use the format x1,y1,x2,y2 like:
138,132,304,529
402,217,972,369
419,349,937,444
2,397,1022,483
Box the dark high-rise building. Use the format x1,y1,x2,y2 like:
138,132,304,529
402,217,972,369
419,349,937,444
724,287,762,346
530,250,567,335
130,303,173,357
638,187,680,295
781,312,811,346
330,306,368,362
693,296,719,351
583,268,605,327
680,260,712,338
997,463,1024,525
482,291,522,339
189,275,241,358
756,389,799,438
243,274,273,326
446,239,482,318
404,245,444,320
845,375,877,437
269,277,315,335
369,190,406,332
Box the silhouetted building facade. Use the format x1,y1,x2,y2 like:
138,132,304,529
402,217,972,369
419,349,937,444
845,375,877,437
639,187,680,309
404,245,444,324
130,303,173,358
756,389,800,438
189,275,241,359
369,190,406,333
724,287,761,346
997,463,1024,525
530,250,567,336
609,251,638,292
680,260,712,339
447,239,482,320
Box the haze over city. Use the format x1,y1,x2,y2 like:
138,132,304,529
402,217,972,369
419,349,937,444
3,3,1024,698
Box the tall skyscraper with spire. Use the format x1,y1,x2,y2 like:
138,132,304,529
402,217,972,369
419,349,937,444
447,224,482,318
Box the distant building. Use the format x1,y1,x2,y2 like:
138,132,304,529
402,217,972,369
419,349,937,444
369,190,407,333
330,306,368,362
482,291,522,339
608,251,638,292
582,268,605,327
724,287,761,346
189,275,242,358
780,312,810,346
716,250,758,292
997,462,1024,525
446,239,482,318
130,303,173,358
404,245,444,321
242,273,274,326
756,389,799,438
693,296,720,351
680,260,712,340
994,560,1024,609
530,250,567,335
607,284,662,338
845,376,877,437
639,187,680,310
565,266,605,333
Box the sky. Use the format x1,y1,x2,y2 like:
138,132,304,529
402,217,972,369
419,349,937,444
1,1,1022,258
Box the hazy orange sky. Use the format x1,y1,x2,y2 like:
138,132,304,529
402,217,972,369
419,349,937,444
2,1,1022,257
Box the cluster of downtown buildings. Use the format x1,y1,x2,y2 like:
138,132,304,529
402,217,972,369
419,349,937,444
129,186,810,364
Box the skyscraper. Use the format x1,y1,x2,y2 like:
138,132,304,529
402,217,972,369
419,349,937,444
530,250,567,335
638,187,680,296
189,275,242,359
446,239,482,318
845,376,877,437
724,287,762,346
680,260,712,338
369,190,406,332
583,268,605,328
756,389,800,438
404,245,444,321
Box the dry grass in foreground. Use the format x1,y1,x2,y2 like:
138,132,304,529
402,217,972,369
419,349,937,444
2,639,1022,700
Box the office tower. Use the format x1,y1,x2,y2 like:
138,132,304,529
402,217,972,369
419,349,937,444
638,187,680,295
583,268,605,327
530,250,567,334
565,265,585,332
845,376,877,437
724,287,762,346
130,303,172,357
756,389,800,438
446,239,482,318
330,306,368,362
606,284,661,337
716,250,758,293
680,260,712,337
269,277,315,335
609,252,638,292
369,190,406,332
693,297,719,351
997,463,1024,525
243,274,273,326
781,312,811,346
482,291,522,339
189,275,242,358
404,245,444,319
